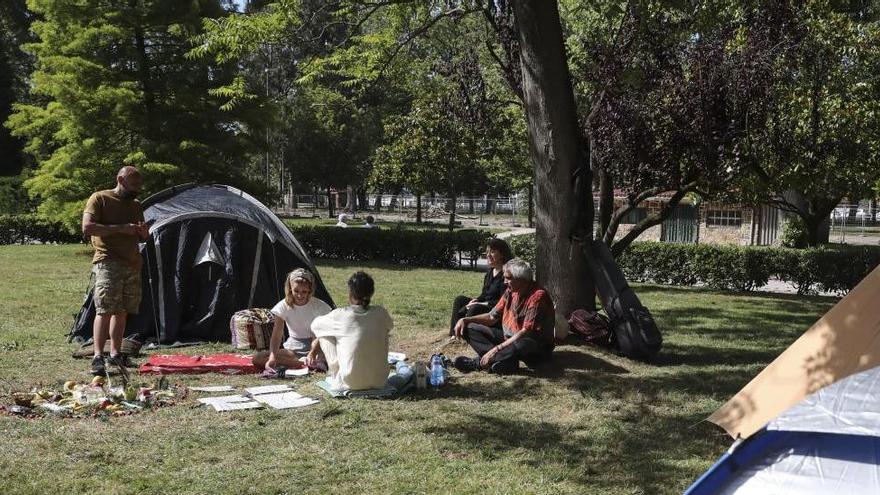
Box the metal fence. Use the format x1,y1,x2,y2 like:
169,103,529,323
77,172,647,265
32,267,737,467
828,203,880,245
274,193,534,228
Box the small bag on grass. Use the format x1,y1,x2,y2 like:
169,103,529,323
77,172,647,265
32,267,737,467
568,309,611,347
230,308,275,351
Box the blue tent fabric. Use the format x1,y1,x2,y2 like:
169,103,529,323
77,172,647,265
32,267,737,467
685,365,880,494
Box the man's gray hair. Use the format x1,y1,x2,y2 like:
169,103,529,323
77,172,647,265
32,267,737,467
503,258,534,281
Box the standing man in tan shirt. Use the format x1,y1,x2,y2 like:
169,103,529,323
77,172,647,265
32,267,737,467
82,166,149,375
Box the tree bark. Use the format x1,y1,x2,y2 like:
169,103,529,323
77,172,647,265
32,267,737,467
373,192,382,212
597,168,614,243
416,193,422,223
527,183,534,228
512,0,595,315
326,188,335,219
447,194,456,231
355,187,367,212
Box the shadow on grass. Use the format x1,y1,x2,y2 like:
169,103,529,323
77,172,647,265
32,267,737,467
422,389,724,493
634,283,839,303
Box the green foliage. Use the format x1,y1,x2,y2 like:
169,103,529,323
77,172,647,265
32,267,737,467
371,89,480,197
6,0,268,231
737,2,880,239
0,0,32,176
290,225,492,268
0,175,34,214
507,233,536,266
0,213,82,244
780,216,809,248
283,85,381,192
508,233,880,296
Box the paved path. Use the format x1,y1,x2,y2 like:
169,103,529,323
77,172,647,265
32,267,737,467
495,227,535,239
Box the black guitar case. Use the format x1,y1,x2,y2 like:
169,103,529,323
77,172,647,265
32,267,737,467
585,240,662,360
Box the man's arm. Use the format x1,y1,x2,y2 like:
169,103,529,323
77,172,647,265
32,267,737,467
82,212,139,237
453,311,499,338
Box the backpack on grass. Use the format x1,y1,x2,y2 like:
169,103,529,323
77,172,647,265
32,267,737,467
585,240,662,360
568,309,612,347
230,308,275,351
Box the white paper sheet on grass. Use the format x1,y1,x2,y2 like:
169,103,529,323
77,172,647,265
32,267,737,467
198,394,262,411
190,385,235,392
252,391,319,410
245,384,293,395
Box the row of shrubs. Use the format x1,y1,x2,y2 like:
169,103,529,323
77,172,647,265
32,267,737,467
4,211,875,294
290,225,492,268
0,214,82,245
0,214,492,269
508,234,880,295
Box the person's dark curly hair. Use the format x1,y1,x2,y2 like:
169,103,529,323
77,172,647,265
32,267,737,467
348,271,375,309
486,238,513,264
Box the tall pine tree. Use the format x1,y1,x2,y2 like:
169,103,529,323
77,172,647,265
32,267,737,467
7,0,267,229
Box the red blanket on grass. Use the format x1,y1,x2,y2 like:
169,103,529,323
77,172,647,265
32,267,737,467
138,353,260,375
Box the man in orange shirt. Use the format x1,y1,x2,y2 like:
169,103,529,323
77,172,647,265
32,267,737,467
452,258,555,374
82,166,150,375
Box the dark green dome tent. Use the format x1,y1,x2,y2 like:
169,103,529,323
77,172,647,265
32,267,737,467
69,184,333,344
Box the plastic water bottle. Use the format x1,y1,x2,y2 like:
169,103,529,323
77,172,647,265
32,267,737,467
387,360,414,391
395,360,411,376
430,354,445,387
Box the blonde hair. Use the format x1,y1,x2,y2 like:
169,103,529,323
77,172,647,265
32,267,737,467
284,268,315,306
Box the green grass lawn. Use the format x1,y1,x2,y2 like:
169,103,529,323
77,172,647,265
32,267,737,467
0,245,836,495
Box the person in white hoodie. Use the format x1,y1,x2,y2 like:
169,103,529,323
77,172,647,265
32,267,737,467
308,271,393,391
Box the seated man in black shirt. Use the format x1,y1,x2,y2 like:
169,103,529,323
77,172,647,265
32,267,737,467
449,238,513,336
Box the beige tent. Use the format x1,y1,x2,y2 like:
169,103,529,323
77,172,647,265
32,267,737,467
709,264,880,439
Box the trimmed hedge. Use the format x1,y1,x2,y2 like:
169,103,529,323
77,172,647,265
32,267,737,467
0,214,83,245
507,234,880,296
289,225,493,268
508,232,536,268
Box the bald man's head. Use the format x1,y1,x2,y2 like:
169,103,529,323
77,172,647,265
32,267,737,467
115,166,143,199
117,165,140,179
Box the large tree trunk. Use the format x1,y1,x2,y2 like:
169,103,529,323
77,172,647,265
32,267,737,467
372,190,382,212
447,194,456,231
357,188,368,211
871,199,877,227
527,183,534,228
783,190,833,246
416,193,422,223
597,168,614,243
326,188,335,219
512,0,595,315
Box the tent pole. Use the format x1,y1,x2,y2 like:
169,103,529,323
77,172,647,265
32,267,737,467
144,238,162,344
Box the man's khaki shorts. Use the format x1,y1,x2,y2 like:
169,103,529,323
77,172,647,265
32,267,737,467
93,260,142,315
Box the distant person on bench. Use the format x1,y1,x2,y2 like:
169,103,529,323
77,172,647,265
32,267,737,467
452,258,555,375
253,268,332,370
309,271,393,391
448,238,512,336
